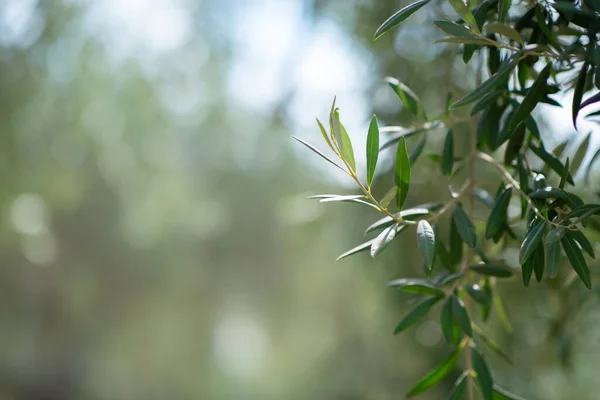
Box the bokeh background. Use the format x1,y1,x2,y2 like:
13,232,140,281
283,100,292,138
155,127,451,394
1,0,600,399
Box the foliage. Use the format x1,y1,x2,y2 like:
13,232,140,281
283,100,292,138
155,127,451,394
296,0,600,398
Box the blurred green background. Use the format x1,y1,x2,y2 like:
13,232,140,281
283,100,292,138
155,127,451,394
1,1,600,399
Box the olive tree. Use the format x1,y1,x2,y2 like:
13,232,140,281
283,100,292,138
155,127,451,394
295,0,600,398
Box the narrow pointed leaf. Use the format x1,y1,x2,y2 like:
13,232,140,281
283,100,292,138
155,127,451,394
466,283,490,304
509,63,552,130
371,224,400,258
449,217,463,266
336,239,375,262
386,77,424,117
395,137,411,210
441,299,462,345
519,218,547,265
473,325,514,364
580,91,600,109
388,279,445,296
442,129,455,176
452,295,473,337
561,235,592,289
573,63,589,129
417,220,436,273
533,242,545,282
316,118,335,153
394,296,442,334
546,227,565,244
485,187,512,239
336,114,356,171
571,133,591,175
530,145,575,184
472,346,494,400
406,346,463,397
434,20,477,37
469,264,513,277
366,115,379,187
409,134,427,165
484,22,524,44
374,0,432,40
447,372,468,400
546,239,561,278
453,204,477,248
379,186,397,209
451,56,520,108
559,158,570,189
493,385,527,400
585,147,600,183
568,204,600,223
565,229,595,258
504,121,526,165
292,136,346,173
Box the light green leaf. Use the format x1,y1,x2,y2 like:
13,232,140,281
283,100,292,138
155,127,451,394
335,111,356,172
509,62,552,130
366,115,379,187
395,137,411,210
379,186,397,209
385,77,424,117
473,324,514,364
374,0,432,40
442,129,455,176
452,295,473,337
388,278,445,296
561,235,591,289
484,22,524,44
434,20,477,37
316,118,336,153
497,0,510,21
435,37,490,45
371,225,400,258
494,290,513,334
472,345,494,400
336,239,375,262
394,296,442,334
493,385,527,400
519,218,547,265
451,55,520,109
417,220,436,273
448,0,478,29
292,136,347,173
453,204,477,248
406,346,463,397
571,133,591,175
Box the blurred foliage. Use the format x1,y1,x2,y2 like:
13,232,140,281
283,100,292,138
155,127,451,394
0,1,599,400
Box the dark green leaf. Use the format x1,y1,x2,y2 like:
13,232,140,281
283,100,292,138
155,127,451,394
469,264,513,277
533,242,545,282
406,346,463,397
474,325,514,364
380,126,426,150
530,144,575,184
442,129,455,176
498,0,510,21
395,137,411,210
292,136,346,173
567,204,600,223
482,278,492,321
439,272,465,285
474,187,495,208
394,296,442,334
485,187,512,239
447,372,468,400
434,20,477,37
519,218,547,265
410,134,427,165
388,278,445,296
573,62,589,129
565,229,595,258
366,115,379,187
471,90,504,116
546,239,561,278
417,220,436,273
452,295,473,337
466,283,490,304
546,227,565,244
374,0,432,40
452,55,520,108
493,385,527,400
449,216,463,266
336,239,375,262
386,77,424,117
561,235,592,289
580,91,600,109
504,121,526,165
559,157,570,189
509,62,552,129
453,204,477,248
472,345,494,400
441,298,462,345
